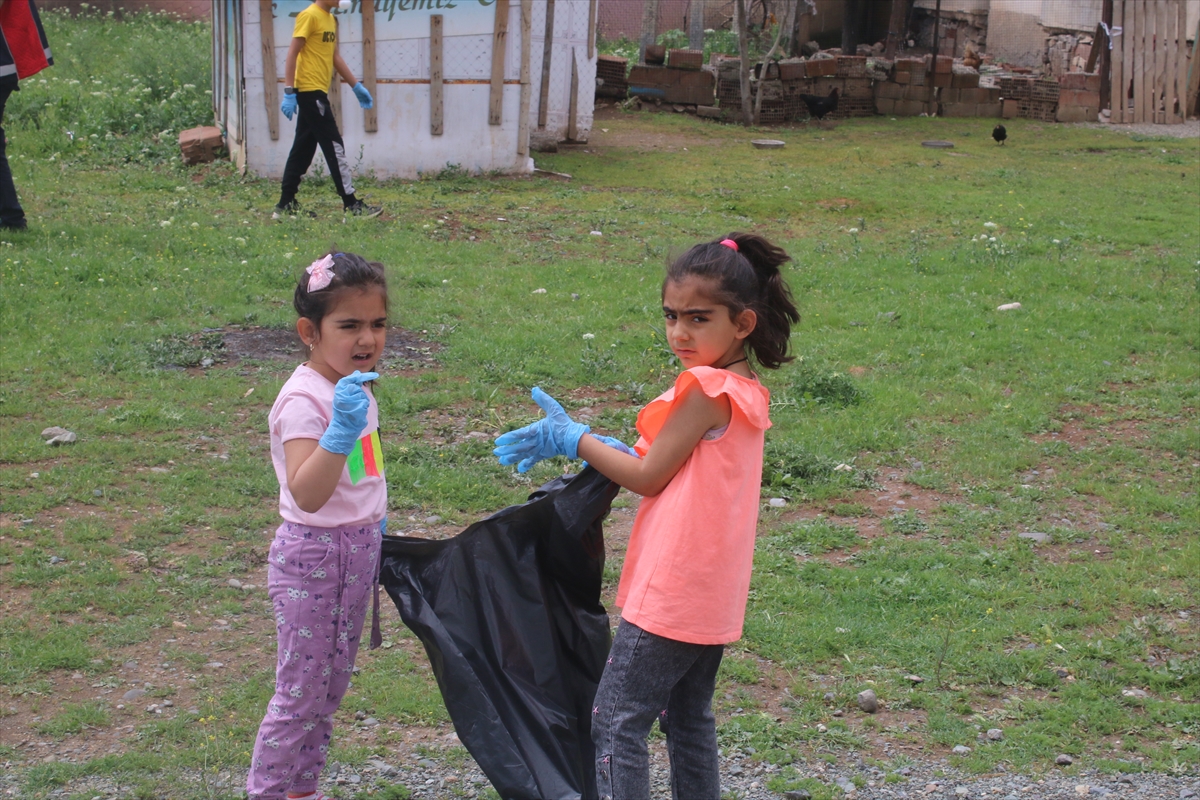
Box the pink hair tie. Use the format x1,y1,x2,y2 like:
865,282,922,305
306,254,335,292
719,238,739,252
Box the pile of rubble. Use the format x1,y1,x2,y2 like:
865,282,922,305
596,42,1105,125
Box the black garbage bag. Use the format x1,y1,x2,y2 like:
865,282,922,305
379,468,620,800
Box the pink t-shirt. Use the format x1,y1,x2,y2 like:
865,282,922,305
268,364,387,528
616,367,770,645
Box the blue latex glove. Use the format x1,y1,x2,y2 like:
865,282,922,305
318,370,379,455
493,387,590,473
380,516,387,537
352,82,373,109
281,92,297,121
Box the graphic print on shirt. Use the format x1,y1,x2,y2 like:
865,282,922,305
346,430,384,485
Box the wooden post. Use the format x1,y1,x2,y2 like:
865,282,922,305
1187,17,1200,118
688,0,704,51
735,0,752,126
884,0,910,59
1132,0,1143,122
1175,3,1189,120
259,0,279,141
1154,0,1166,122
1086,23,1105,74
1098,0,1112,113
1163,1,1176,123
489,0,511,126
431,14,444,136
927,0,941,116
362,0,378,132
1118,0,1128,119
567,47,579,141
1111,0,1125,122
538,0,555,129
518,0,532,157
588,0,597,60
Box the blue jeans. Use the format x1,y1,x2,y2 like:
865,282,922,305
592,619,724,800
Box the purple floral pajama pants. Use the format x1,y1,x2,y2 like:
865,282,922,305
246,522,382,800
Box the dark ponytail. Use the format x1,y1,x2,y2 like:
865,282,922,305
664,232,800,370
293,248,389,331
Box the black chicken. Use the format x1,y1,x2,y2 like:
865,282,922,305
799,88,839,120
992,124,1007,145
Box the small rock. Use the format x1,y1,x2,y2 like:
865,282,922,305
41,426,72,439
904,674,925,684
93,489,103,496
362,717,379,727
730,765,744,776
987,728,1004,741
768,497,787,508
1018,531,1050,544
354,710,367,720
836,777,856,794
857,689,879,713
226,578,243,589
418,758,436,768
1056,753,1074,766
347,774,361,785
49,556,64,565
424,515,442,525
200,358,214,368
824,692,836,702
122,689,146,701
1121,688,1150,698
162,700,173,707
784,791,813,800
816,723,828,733
952,745,972,755
996,302,1022,311
832,708,844,717
1075,787,1090,797
955,788,970,797
204,661,224,669
46,431,78,446
1180,790,1197,800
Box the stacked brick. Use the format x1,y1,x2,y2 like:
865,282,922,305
1054,72,1100,122
999,76,1061,122
715,56,875,123
596,55,629,100
874,57,998,117
628,61,716,105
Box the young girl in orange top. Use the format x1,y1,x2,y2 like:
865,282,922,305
494,232,799,799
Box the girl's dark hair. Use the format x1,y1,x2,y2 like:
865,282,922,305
293,249,389,330
664,232,800,370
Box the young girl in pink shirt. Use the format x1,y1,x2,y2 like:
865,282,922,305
494,232,799,799
248,251,389,800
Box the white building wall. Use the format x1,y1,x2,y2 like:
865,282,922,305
231,0,594,180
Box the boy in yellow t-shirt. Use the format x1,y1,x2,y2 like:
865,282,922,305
274,0,380,219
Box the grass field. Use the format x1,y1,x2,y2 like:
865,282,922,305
0,10,1198,800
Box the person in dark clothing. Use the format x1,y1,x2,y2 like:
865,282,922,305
0,0,53,231
274,0,380,220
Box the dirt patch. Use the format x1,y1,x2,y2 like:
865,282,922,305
586,105,722,152
220,326,440,370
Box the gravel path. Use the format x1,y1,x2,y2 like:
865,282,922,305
1073,119,1200,138
8,744,1197,799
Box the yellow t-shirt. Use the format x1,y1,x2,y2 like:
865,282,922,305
292,4,337,93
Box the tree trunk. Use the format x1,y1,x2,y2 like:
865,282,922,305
688,0,705,50
639,0,659,64
884,0,909,58
736,0,753,125
754,0,791,124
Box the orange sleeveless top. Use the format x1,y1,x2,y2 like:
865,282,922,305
616,367,770,645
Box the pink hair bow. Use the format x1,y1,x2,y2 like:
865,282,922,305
306,254,336,292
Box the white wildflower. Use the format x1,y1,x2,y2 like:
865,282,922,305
582,333,595,340
983,221,998,229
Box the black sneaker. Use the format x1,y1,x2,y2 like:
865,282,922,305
0,219,28,231
271,201,302,220
345,200,382,218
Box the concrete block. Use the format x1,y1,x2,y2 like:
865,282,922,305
696,105,724,119
628,65,716,106
895,99,927,116
668,49,703,70
940,102,976,117
1059,72,1088,89
805,58,838,78
934,55,953,74
875,81,905,100
1002,98,1019,119
976,102,1003,118
1056,104,1097,123
179,125,224,165
1059,89,1100,108
778,60,807,81
903,85,931,102
952,71,980,89
932,72,952,87
940,88,961,104
843,78,873,99
894,57,922,73
875,97,896,114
